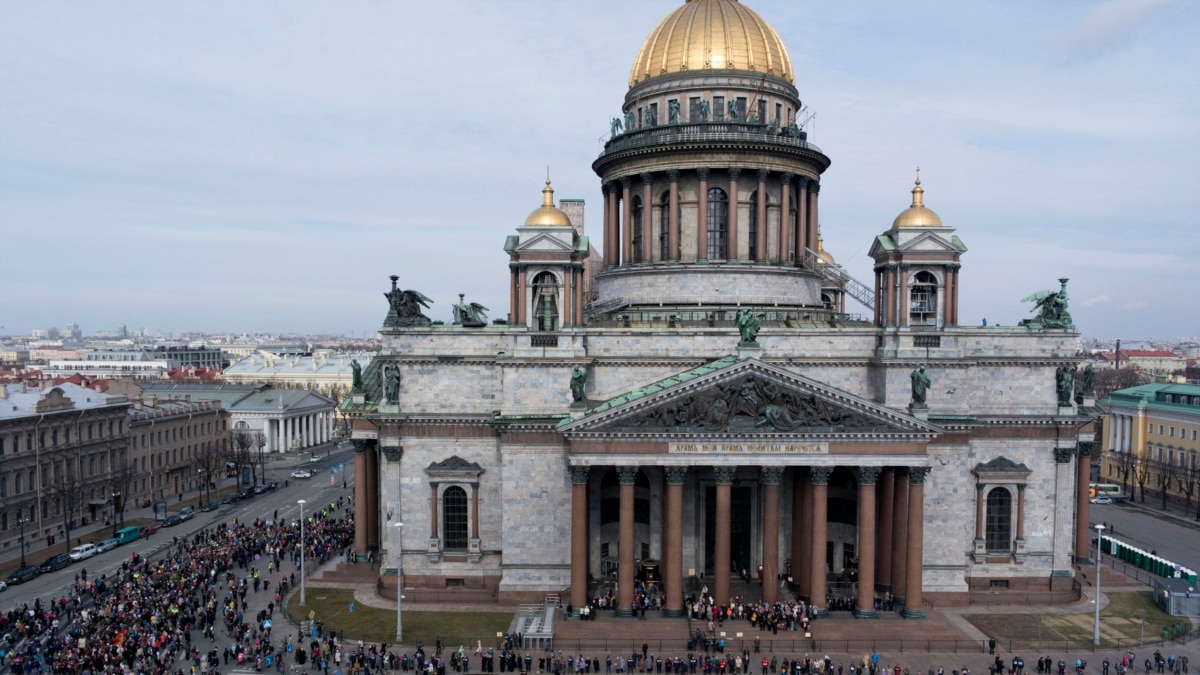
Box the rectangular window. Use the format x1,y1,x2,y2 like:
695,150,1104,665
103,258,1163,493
1159,424,1164,435
1192,429,1197,441
713,96,725,121
775,102,782,123
735,97,747,121
646,102,658,126
1169,426,1174,437
637,107,642,128
757,99,766,124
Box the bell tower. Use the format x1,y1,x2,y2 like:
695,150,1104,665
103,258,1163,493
869,170,968,329
504,179,589,330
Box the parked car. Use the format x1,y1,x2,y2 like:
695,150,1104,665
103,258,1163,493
0,580,7,592
96,538,119,553
68,543,98,561
200,502,219,512
179,506,195,521
39,553,73,573
139,525,158,538
237,487,255,500
291,470,313,479
265,480,280,491
220,494,239,505
309,453,322,463
114,526,142,544
1090,497,1113,505
5,566,40,585
163,515,183,527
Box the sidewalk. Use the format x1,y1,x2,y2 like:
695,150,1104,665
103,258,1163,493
0,443,340,572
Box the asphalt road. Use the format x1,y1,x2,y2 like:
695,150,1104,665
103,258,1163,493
1089,500,1200,573
0,446,357,618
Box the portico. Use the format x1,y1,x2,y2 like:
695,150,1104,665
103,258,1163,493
559,357,938,618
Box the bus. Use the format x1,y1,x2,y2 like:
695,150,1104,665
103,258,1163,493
1089,483,1125,500
114,526,142,545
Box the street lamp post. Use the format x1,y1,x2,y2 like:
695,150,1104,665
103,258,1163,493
17,515,29,568
298,499,307,605
1093,523,1106,647
394,522,404,643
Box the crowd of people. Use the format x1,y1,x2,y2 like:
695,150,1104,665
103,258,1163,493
0,496,355,674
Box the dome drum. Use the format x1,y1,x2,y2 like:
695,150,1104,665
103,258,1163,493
594,264,824,313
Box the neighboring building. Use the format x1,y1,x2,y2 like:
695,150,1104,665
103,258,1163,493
43,351,172,380
0,382,131,555
217,342,308,361
138,383,335,454
1096,350,1187,376
1100,382,1200,501
222,351,372,401
140,345,227,371
343,0,1095,612
125,392,230,504
0,349,29,365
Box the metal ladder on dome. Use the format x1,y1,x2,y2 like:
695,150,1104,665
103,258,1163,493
800,247,875,310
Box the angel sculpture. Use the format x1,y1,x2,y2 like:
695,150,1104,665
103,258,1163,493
1020,278,1073,330
452,293,489,327
383,275,433,328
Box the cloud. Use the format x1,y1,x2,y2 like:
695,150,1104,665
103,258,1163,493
1048,0,1177,61
1080,295,1111,308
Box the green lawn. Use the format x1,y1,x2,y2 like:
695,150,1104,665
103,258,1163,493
287,588,514,646
1043,592,1191,647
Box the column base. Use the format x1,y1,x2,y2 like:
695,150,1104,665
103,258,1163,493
901,608,926,619
1074,555,1093,565
615,609,634,618
662,609,685,619
893,595,906,608
853,609,878,619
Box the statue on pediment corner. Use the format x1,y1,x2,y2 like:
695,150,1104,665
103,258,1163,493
383,275,433,328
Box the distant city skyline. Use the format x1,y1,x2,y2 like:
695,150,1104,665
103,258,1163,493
2,1,1197,338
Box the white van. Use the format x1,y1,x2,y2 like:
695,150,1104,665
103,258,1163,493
68,543,97,561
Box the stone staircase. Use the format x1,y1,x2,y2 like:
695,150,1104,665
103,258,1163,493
1076,563,1143,589
309,562,380,584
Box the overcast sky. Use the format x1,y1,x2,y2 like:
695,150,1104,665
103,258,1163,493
2,0,1197,340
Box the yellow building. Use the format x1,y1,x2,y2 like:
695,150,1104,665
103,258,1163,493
1101,383,1200,502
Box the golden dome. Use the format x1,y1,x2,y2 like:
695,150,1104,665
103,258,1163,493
816,234,835,264
629,0,794,88
892,168,943,228
523,179,572,227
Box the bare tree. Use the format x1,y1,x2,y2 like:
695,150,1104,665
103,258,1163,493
48,461,84,548
231,430,254,489
253,431,267,486
192,441,222,504
1115,451,1136,498
1134,458,1149,503
109,460,142,535
1183,455,1200,520
1093,367,1152,400
1156,456,1180,511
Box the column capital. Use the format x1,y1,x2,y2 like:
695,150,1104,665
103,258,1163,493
569,466,590,484
1054,447,1076,463
667,169,680,182
640,172,654,184
756,168,770,182
855,466,881,485
616,466,640,485
602,183,614,195
727,168,741,180
382,446,403,462
810,466,832,485
713,466,737,485
620,176,633,188
810,182,821,195
1076,441,1094,457
907,466,931,485
696,168,710,180
760,466,784,485
796,176,810,189
665,466,688,485
352,439,369,454
780,172,794,183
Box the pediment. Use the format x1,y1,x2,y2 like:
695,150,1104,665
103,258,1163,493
973,456,1030,477
560,357,939,439
426,455,484,478
515,231,575,252
894,230,962,253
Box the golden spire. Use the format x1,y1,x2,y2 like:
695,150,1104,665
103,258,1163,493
542,177,555,208
911,166,925,207
524,175,572,227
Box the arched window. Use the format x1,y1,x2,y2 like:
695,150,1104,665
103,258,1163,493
985,488,1013,553
909,271,939,326
532,271,560,332
707,187,728,260
748,190,759,260
659,192,671,261
631,195,643,263
442,486,469,550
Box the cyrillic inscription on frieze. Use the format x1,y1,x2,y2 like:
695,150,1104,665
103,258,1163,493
669,442,828,454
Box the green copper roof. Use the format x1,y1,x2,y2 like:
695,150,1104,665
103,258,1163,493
583,355,740,417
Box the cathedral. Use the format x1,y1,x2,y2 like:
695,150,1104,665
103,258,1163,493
344,0,1094,616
